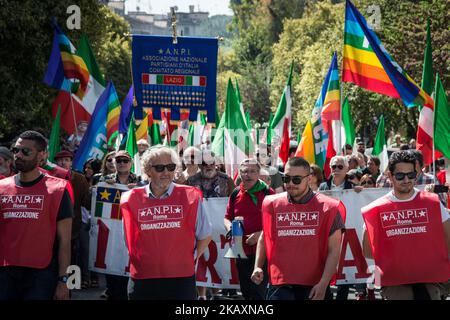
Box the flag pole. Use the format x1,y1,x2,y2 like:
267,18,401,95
339,77,343,156
69,91,79,139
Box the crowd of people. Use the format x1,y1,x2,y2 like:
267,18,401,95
0,129,449,301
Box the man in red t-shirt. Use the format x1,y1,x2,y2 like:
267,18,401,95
0,131,73,300
362,151,450,300
224,158,274,300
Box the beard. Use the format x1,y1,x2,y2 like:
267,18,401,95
15,157,38,173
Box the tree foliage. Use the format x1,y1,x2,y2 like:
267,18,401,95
270,0,449,138
0,0,131,143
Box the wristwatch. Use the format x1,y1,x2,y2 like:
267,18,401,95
57,275,68,283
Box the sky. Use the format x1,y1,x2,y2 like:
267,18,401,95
125,0,233,16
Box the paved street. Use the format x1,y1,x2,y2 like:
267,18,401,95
70,275,385,300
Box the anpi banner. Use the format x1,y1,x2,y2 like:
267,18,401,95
131,35,218,122
89,185,395,286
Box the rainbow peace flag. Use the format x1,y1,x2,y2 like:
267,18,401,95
299,53,341,171
105,82,122,145
55,24,90,100
342,0,433,108
320,52,341,124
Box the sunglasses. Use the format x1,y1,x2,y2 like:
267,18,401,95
11,147,32,156
361,180,374,186
282,174,309,185
347,174,356,180
116,158,130,164
393,171,417,181
331,164,344,170
152,163,177,172
202,162,215,166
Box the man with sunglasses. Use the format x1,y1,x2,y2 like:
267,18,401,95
362,151,450,300
101,150,141,187
319,156,354,191
251,157,346,300
0,131,73,300
120,146,212,299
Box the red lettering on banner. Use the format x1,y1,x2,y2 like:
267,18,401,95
94,219,109,269
142,74,149,84
220,233,231,249
336,228,370,280
196,241,222,284
164,75,184,86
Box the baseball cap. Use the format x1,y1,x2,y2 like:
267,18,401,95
115,150,131,160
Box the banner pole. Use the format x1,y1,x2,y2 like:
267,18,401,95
69,92,79,139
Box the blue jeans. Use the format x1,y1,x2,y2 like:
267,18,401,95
0,258,58,300
266,284,333,300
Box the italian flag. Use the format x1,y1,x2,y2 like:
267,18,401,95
372,115,388,173
52,34,106,135
270,63,293,165
95,187,123,220
211,79,252,179
189,112,207,147
126,114,141,176
341,96,357,153
416,20,442,165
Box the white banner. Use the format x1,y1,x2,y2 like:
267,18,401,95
88,186,238,288
89,184,407,286
195,198,240,289
89,183,130,276
321,188,390,285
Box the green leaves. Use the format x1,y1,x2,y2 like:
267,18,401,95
0,0,131,142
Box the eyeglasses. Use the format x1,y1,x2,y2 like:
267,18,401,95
361,180,375,186
393,171,417,181
116,158,130,164
11,147,32,157
106,158,113,163
282,174,309,185
202,162,215,166
331,164,344,170
152,163,177,172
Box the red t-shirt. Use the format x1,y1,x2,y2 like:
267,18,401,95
437,170,446,185
225,185,275,255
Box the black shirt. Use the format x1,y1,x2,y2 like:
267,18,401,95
14,173,73,221
11,173,73,269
